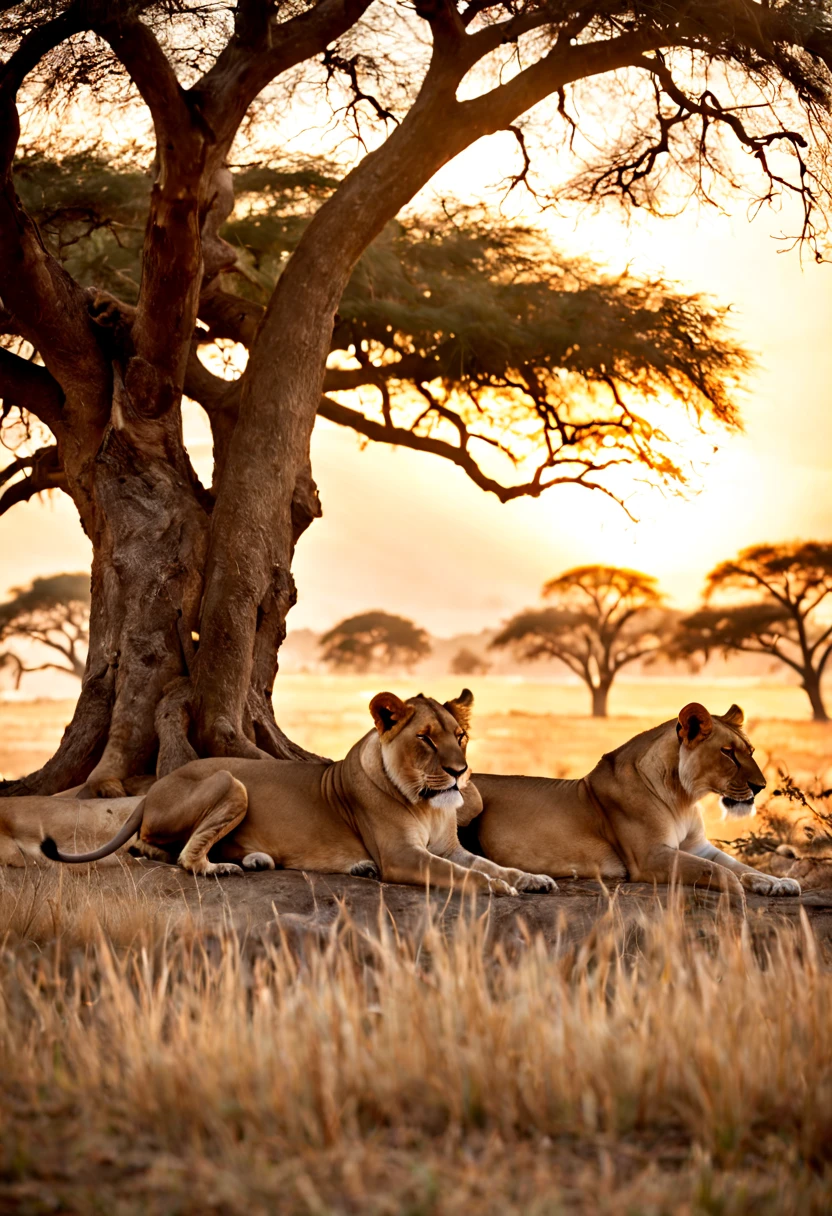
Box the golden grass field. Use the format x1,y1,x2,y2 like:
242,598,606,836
1,677,832,1213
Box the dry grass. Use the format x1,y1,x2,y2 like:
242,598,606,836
0,862,177,951
1,682,832,1210
1,876,832,1213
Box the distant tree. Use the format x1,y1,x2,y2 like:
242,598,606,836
669,544,832,722
449,647,491,678
320,612,431,674
0,573,90,688
491,567,672,717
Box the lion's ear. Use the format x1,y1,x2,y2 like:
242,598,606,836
369,692,412,736
444,688,474,731
676,703,713,746
722,704,745,727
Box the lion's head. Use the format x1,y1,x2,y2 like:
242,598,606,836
676,702,765,817
369,688,473,812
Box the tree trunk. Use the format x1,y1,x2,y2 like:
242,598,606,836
190,86,464,755
803,671,829,723
590,684,610,718
0,391,323,797
1,22,613,792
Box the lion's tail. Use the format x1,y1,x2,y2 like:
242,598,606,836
41,800,146,864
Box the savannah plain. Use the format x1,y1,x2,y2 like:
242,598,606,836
6,0,832,1210
2,677,832,1215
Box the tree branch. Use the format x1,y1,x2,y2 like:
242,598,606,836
611,642,662,673
198,288,263,347
0,13,110,422
457,25,670,137
93,14,207,420
0,653,79,690
0,348,63,431
195,0,376,150
318,394,628,508
94,12,194,156
0,443,66,516
0,4,86,173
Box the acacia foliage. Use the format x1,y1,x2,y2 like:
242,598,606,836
670,543,832,720
0,153,752,516
0,572,90,687
491,565,675,715
319,610,431,672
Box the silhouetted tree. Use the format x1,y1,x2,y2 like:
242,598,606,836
670,544,832,721
0,573,89,688
491,566,673,716
2,2,830,794
449,647,490,677
320,612,430,673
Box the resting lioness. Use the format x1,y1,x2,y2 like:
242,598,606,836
0,793,145,867
43,689,556,896
467,703,801,899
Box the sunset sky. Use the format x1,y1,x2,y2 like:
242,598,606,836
2,125,832,640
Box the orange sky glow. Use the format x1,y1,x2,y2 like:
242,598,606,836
2,95,832,642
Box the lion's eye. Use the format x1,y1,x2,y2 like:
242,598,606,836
457,733,467,745
721,747,737,760
417,733,436,751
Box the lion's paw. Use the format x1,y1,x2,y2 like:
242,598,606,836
741,870,802,897
488,878,518,897
194,861,244,877
242,852,275,871
81,777,127,799
513,872,558,894
350,859,380,880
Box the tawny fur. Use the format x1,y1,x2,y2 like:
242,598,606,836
38,690,556,896
472,704,801,900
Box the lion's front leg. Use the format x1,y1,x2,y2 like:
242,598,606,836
447,845,557,894
383,846,516,894
690,841,801,897
628,844,752,907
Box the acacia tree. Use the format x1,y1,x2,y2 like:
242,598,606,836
449,647,490,677
491,566,673,716
2,2,832,796
670,544,832,722
320,611,431,672
7,153,750,501
0,573,90,687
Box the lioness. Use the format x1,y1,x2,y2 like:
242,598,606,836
43,689,556,896
0,793,144,867
467,703,801,898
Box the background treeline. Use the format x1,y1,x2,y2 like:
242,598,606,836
284,544,832,720
3,541,831,720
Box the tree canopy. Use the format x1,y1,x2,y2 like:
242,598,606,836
670,543,832,721
320,610,431,673
0,572,90,688
491,565,673,716
1,153,751,515
449,646,490,677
